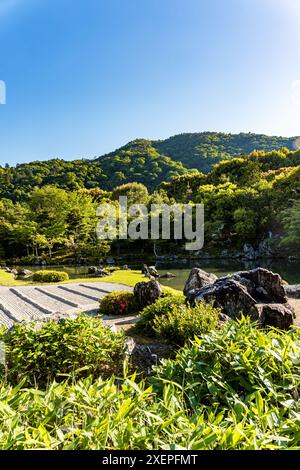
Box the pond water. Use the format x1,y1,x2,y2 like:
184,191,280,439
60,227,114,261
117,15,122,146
20,258,300,290
157,259,300,291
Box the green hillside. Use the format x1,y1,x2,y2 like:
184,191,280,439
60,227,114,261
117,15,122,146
0,132,297,201
153,132,296,171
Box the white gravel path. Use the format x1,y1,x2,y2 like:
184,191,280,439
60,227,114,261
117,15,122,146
0,282,132,328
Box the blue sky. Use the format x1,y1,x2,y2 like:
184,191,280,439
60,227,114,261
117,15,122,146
0,0,300,165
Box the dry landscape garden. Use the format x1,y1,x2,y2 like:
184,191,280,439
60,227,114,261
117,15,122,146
0,132,299,450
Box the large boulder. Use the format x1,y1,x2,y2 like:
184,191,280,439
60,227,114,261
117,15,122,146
184,267,295,330
256,303,295,330
232,268,287,303
183,267,218,299
194,277,259,322
133,279,163,309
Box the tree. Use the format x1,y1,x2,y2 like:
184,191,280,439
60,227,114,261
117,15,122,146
281,201,300,247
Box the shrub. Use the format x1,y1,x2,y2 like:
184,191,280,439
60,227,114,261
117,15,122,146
135,291,185,336
0,319,300,449
2,315,126,387
99,291,138,316
152,317,300,410
153,302,221,345
32,270,69,283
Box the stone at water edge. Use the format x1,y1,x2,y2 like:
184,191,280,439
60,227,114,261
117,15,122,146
231,268,287,303
88,266,98,274
183,266,295,330
133,279,163,309
159,272,176,279
285,284,300,299
148,266,159,278
183,267,217,298
16,269,33,280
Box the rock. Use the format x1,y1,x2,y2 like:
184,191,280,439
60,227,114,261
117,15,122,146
141,264,159,278
95,269,110,277
16,269,33,279
257,239,273,257
123,264,129,270
11,269,18,276
184,267,294,330
133,279,163,309
148,266,159,278
195,278,259,322
232,268,287,303
256,303,295,330
126,337,173,374
142,264,149,275
88,266,109,277
183,268,217,298
242,244,257,260
88,266,98,274
285,284,300,299
159,272,176,279
106,257,115,265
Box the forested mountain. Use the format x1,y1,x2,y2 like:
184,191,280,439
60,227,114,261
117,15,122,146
153,132,296,172
0,146,299,263
0,132,297,201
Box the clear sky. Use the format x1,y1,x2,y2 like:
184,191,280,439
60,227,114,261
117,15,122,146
0,0,300,165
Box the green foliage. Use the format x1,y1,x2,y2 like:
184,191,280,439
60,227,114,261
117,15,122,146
152,317,300,411
112,182,149,205
2,315,126,387
32,270,69,282
135,291,185,336
281,200,300,247
155,132,295,171
0,319,300,449
0,133,299,259
153,302,221,345
99,291,138,316
0,133,295,203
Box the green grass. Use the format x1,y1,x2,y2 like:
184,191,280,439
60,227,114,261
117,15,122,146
0,269,145,287
0,270,27,286
0,268,181,291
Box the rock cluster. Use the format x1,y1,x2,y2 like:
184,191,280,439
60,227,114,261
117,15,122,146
184,267,295,330
88,266,109,277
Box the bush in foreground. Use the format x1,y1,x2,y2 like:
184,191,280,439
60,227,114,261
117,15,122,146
99,291,139,316
2,315,126,387
0,318,300,449
153,302,221,345
32,270,69,283
135,291,185,336
152,317,300,410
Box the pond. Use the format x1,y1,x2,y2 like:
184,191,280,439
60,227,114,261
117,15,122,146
19,258,300,290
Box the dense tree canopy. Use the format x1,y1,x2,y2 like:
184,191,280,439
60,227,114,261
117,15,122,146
0,133,299,261
0,132,297,202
